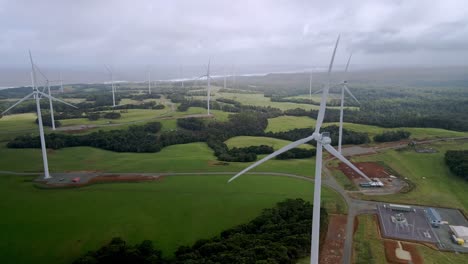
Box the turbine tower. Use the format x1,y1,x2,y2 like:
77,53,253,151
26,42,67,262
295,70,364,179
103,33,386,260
224,67,227,90
105,65,116,107
147,66,151,95
2,51,77,179
180,65,184,88
199,59,212,115
309,71,313,100
337,53,359,153
227,36,371,264
34,64,57,130
59,72,64,93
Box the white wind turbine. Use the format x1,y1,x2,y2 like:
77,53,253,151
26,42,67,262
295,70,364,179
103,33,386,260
147,66,152,95
180,65,185,88
337,53,359,153
227,36,371,264
59,72,64,93
33,64,67,131
105,65,116,107
199,59,212,115
2,51,77,179
309,71,313,100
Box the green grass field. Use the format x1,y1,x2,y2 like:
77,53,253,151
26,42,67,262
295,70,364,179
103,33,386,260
350,140,468,212
225,136,314,150
353,215,386,264
266,115,315,132
217,92,321,111
266,115,468,139
0,174,345,264
0,142,318,177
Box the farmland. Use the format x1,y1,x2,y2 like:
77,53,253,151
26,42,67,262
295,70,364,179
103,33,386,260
0,174,345,264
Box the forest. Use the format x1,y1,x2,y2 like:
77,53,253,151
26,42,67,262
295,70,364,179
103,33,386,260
72,199,327,264
373,130,411,142
445,150,468,180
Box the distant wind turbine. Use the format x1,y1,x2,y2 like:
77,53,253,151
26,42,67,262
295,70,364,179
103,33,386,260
227,36,371,264
58,72,64,93
199,59,212,115
337,53,359,153
104,65,116,107
309,71,313,99
180,65,184,88
2,51,77,179
33,64,58,130
147,66,152,95
224,67,227,90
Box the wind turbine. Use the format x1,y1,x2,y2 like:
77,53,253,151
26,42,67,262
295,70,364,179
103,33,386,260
224,67,227,90
337,53,359,153
59,72,64,93
147,66,151,95
33,63,58,130
227,36,371,264
309,71,313,100
180,65,184,88
1,51,77,179
199,59,212,115
104,65,116,107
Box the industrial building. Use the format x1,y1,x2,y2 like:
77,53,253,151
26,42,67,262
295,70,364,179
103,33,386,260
388,204,412,212
450,225,468,245
359,179,384,188
426,208,442,227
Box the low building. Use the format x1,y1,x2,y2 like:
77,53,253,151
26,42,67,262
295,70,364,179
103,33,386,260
388,204,412,212
426,208,442,227
450,225,468,242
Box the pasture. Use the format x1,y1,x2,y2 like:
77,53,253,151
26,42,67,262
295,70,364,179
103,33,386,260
350,140,468,212
0,174,345,264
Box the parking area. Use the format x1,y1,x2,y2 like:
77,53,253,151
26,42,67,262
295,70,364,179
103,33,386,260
377,204,438,244
432,208,468,252
377,204,468,253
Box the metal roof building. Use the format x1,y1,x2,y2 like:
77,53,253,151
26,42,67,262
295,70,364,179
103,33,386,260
450,225,468,241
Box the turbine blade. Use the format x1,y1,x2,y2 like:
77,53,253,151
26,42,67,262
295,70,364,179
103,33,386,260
104,65,112,73
1,92,34,115
37,91,78,108
344,85,360,104
344,53,353,74
228,135,316,183
314,35,340,134
33,63,48,81
323,144,371,181
313,88,323,94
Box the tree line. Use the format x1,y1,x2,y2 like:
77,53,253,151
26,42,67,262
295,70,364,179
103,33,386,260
445,150,468,180
373,130,411,142
73,199,327,264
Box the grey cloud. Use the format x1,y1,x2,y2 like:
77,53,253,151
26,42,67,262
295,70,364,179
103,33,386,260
0,0,467,70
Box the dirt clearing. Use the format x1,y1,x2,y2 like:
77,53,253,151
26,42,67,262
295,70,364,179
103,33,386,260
320,215,347,264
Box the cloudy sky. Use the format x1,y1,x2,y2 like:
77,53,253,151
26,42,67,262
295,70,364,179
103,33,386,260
0,0,467,84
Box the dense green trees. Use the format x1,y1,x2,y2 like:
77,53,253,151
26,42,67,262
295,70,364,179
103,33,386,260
8,122,163,153
265,126,370,146
177,117,206,131
373,130,411,142
73,199,327,264
73,238,165,264
445,150,468,180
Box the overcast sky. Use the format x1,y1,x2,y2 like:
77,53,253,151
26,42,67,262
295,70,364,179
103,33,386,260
1,0,468,72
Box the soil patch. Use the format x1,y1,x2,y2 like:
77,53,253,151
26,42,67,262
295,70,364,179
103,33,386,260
320,214,347,264
338,162,390,180
87,175,162,184
384,240,423,264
